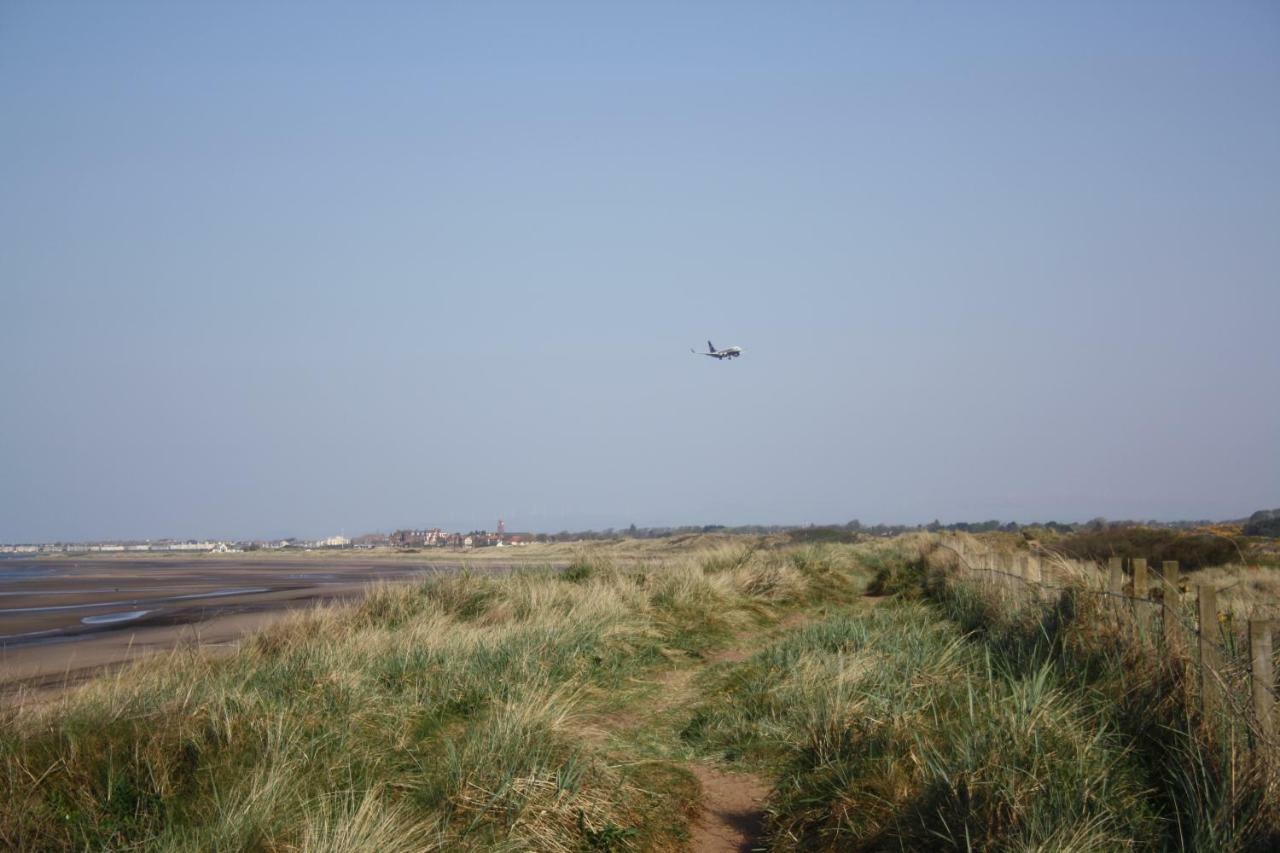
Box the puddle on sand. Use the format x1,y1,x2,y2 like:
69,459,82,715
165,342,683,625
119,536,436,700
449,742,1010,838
81,610,152,626
0,587,273,615
0,566,59,581
0,587,179,597
0,627,62,641
169,587,270,601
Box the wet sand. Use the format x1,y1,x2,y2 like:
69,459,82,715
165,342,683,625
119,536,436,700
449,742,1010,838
0,554,556,696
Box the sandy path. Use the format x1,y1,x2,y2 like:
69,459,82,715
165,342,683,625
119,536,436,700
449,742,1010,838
689,765,770,852
685,598,884,850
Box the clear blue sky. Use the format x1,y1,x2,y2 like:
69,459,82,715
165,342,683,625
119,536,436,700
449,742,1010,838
2,2,1277,541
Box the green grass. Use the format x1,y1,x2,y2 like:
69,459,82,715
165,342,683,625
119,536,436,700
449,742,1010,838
681,601,1162,851
891,537,1279,852
0,544,857,851
4,536,1276,851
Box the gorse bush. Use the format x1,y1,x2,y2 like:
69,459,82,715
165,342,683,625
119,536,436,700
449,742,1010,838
1052,525,1238,571
785,526,863,545
559,560,596,583
1243,509,1280,538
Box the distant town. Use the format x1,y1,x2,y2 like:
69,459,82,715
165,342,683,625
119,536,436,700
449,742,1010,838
4,512,1277,556
0,519,532,555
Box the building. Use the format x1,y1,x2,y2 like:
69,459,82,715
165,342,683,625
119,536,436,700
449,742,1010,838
390,528,446,548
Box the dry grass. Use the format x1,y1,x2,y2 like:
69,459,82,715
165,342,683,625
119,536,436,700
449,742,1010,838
8,532,1277,851
0,541,859,851
1192,564,1280,621
922,535,1280,851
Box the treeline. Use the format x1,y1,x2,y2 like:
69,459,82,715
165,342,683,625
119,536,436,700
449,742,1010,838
537,522,935,542
538,513,1279,544
539,524,787,542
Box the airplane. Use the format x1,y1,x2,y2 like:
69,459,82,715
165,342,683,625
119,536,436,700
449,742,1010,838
692,340,743,360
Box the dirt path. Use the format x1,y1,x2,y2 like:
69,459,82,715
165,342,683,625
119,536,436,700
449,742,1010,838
601,599,885,850
685,622,791,851
689,765,770,852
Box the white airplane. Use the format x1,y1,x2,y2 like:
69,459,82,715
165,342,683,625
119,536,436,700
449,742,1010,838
692,340,743,360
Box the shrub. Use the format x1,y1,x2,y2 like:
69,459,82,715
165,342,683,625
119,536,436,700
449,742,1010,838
560,561,594,583
785,527,862,545
1052,525,1237,571
1243,509,1280,538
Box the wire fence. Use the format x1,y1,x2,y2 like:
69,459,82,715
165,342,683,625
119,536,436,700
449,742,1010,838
932,535,1279,755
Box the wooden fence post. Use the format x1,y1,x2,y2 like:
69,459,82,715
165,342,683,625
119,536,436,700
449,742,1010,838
1132,558,1148,598
1109,557,1124,595
1161,561,1181,643
1250,619,1274,745
1198,585,1222,720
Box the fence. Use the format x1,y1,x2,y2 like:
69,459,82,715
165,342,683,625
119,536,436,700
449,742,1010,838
936,534,1279,760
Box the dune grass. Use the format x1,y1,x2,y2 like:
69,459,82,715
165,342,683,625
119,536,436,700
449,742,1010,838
678,536,1279,851
4,535,1277,851
0,543,858,851
681,600,1161,850
863,536,1280,852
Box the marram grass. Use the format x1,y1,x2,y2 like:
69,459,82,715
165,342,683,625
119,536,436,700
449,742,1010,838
681,602,1161,851
3,537,1275,851
0,544,853,851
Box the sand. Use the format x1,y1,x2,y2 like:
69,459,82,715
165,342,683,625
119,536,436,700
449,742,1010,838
0,553,558,697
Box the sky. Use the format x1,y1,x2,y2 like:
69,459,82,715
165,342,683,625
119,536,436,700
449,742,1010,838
2,2,1278,541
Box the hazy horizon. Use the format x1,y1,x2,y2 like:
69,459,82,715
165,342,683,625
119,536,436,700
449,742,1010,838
2,512,1277,547
3,2,1278,542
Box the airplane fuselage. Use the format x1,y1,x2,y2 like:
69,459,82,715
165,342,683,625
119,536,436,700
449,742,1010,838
695,340,742,360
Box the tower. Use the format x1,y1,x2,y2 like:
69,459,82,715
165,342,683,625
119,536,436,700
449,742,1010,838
497,518,506,536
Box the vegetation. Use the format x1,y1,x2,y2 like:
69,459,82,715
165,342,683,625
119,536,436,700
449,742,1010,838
865,537,1279,851
0,545,856,851
684,603,1162,850
1051,524,1240,571
1244,509,1280,538
783,526,864,545
2,535,1276,851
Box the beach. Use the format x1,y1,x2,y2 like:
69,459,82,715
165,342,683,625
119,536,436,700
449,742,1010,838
0,553,553,696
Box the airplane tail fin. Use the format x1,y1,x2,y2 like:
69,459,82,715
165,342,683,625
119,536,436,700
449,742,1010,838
707,340,715,353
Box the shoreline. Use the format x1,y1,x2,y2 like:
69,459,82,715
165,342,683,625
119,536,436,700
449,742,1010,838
0,555,568,701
